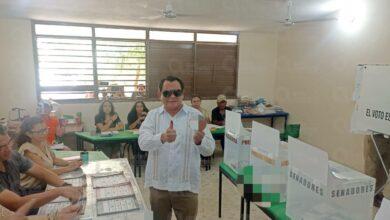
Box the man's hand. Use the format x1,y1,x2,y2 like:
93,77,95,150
57,186,82,203
194,119,207,145
161,121,177,143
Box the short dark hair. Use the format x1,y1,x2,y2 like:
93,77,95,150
159,76,184,91
191,95,201,102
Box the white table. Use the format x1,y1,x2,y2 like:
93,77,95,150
39,159,150,220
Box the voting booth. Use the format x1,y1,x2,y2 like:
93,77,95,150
248,121,289,203
351,64,390,135
223,110,251,173
286,137,375,220
351,64,390,194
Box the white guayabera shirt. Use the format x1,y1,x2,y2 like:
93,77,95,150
139,104,215,193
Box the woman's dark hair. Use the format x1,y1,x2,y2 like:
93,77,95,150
97,100,115,119
16,116,43,147
127,101,149,126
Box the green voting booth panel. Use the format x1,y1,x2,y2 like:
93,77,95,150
243,166,282,204
219,162,290,219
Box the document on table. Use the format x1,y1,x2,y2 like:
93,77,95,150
92,172,129,188
39,199,86,215
96,184,134,200
97,196,139,216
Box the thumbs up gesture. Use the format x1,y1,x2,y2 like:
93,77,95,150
194,118,207,145
161,120,177,143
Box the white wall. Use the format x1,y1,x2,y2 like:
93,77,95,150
237,32,278,102
0,19,278,130
0,19,37,118
274,0,390,172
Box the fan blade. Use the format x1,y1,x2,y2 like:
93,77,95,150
294,17,337,24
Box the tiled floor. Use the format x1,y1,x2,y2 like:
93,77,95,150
133,146,269,220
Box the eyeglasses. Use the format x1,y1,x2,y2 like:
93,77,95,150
162,89,183,98
0,138,13,149
30,128,48,135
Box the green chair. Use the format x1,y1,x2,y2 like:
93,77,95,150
280,124,300,141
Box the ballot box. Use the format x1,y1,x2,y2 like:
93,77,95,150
286,137,375,220
223,111,251,173
247,121,289,203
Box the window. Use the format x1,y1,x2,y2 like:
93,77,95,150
149,31,194,41
33,21,239,102
197,33,238,43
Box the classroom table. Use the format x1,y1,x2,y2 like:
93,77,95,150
241,111,289,128
39,158,149,220
53,150,109,161
218,162,290,220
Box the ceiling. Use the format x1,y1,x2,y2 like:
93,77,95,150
0,0,340,32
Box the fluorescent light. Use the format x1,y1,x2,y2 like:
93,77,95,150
337,0,367,33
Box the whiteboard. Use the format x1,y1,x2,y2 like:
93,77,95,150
351,64,390,135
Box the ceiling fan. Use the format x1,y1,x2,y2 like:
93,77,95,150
280,0,337,26
140,0,191,20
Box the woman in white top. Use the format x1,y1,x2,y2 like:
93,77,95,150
16,117,81,191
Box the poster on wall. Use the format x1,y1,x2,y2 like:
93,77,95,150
351,64,390,135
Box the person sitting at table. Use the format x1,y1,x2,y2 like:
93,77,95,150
127,101,149,167
16,116,82,193
0,125,82,214
211,94,232,126
127,101,149,130
191,96,210,123
94,100,124,158
37,101,62,146
212,95,231,151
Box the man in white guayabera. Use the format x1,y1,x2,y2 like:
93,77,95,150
139,76,215,220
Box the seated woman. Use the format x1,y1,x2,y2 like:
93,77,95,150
127,101,149,164
94,100,124,158
16,117,82,193
127,101,149,130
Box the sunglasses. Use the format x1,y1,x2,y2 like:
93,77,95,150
162,89,183,98
30,128,48,135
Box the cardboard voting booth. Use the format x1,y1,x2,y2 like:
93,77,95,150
247,121,289,203
351,64,390,194
223,110,251,173
351,65,390,135
286,137,375,220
